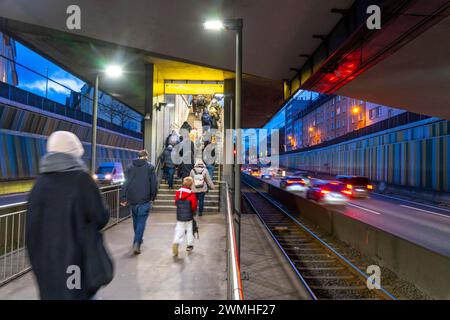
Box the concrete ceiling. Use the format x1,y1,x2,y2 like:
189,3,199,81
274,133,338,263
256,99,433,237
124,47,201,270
0,0,448,125
0,0,354,81
336,15,450,119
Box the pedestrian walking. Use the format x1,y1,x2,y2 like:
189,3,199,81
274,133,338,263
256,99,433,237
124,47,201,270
180,121,192,133
26,131,113,300
121,149,157,254
172,177,198,256
190,159,215,216
159,144,176,189
201,109,212,133
165,130,179,147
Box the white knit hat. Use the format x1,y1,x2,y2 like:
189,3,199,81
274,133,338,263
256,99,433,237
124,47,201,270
46,131,84,158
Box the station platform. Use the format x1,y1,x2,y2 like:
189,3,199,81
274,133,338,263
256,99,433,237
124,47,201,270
0,212,227,300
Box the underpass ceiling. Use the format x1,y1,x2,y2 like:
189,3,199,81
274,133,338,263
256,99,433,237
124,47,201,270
0,0,448,124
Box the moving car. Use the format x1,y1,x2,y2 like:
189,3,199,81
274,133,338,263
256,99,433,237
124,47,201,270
247,165,261,177
280,175,308,192
260,168,273,179
335,175,373,198
292,171,312,187
306,181,349,206
93,162,125,185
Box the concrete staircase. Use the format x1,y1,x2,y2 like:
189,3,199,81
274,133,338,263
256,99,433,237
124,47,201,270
153,172,220,213
153,111,222,213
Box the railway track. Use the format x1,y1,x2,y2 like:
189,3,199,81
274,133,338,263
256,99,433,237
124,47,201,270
242,182,396,300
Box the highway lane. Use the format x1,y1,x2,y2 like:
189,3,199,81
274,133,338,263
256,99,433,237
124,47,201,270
252,174,450,258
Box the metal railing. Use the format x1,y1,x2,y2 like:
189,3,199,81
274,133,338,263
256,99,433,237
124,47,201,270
0,184,129,286
221,181,244,300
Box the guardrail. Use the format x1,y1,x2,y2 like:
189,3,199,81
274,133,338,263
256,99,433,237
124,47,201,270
0,184,129,287
221,181,244,300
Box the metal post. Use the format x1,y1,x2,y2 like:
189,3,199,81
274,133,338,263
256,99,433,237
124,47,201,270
233,20,243,257
91,74,99,173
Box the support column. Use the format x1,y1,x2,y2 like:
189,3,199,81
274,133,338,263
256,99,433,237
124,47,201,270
234,21,243,259
144,63,154,157
223,79,235,186
90,74,99,173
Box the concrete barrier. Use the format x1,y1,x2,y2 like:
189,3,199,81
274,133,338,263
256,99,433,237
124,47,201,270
242,174,450,299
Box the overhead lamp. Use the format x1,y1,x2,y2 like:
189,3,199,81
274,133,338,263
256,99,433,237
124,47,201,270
104,65,124,78
203,20,225,31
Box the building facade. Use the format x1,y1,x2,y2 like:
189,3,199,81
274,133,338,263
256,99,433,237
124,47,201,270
0,33,18,86
282,92,405,151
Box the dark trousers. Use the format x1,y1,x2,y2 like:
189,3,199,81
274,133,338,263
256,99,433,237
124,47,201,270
131,202,151,245
195,192,206,215
164,167,175,188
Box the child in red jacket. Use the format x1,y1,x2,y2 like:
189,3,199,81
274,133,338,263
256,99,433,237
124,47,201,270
172,177,198,256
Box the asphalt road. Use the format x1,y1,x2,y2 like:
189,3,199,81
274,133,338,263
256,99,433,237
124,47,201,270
255,175,450,258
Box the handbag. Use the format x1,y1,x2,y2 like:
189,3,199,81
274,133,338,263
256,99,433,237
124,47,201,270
83,221,114,294
192,218,199,239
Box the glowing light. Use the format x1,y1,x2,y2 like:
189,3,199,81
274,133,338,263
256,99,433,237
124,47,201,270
309,127,314,132
203,20,225,31
105,174,112,180
92,174,98,180
104,65,123,78
367,184,373,190
352,106,360,114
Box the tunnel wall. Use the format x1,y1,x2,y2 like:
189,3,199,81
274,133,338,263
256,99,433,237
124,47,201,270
0,102,142,180
0,131,139,180
280,118,450,192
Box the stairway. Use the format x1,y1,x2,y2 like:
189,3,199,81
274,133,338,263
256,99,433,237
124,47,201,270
153,111,222,213
153,171,220,213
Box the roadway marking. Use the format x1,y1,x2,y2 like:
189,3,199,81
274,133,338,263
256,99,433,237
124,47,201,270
347,203,382,215
399,205,450,219
374,192,450,213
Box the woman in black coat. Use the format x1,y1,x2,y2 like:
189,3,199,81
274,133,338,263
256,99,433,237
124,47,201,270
26,131,113,300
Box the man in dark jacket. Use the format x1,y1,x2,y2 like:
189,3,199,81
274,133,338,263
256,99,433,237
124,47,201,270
159,144,176,189
121,149,157,254
180,121,192,133
27,131,113,300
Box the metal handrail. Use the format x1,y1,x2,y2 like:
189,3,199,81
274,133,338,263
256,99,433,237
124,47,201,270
222,181,244,300
0,183,129,286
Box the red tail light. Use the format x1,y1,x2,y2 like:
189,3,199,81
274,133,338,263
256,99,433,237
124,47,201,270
367,184,373,190
287,179,305,185
342,190,352,196
346,184,353,190
320,189,330,194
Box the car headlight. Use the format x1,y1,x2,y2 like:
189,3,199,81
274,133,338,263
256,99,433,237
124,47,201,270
92,174,98,180
105,174,112,180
